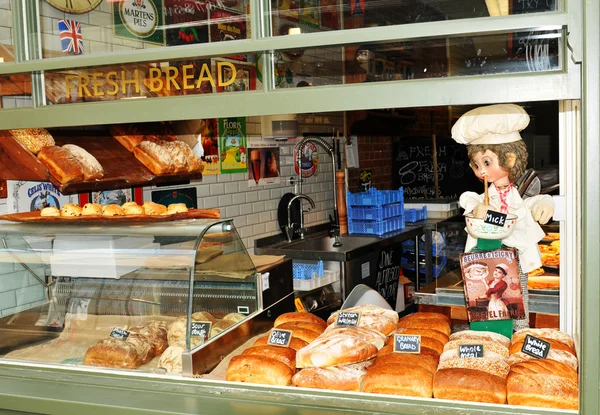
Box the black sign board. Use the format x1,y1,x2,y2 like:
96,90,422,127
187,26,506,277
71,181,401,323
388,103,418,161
484,210,507,226
458,344,485,358
375,247,402,307
393,334,421,354
110,327,130,340
336,311,361,327
267,329,293,347
521,334,551,359
512,0,555,14
392,137,481,200
191,322,212,341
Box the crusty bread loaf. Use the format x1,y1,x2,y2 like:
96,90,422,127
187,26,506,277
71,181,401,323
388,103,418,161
378,344,439,359
510,337,576,357
274,312,327,330
143,201,167,216
38,146,84,184
292,363,369,391
102,204,125,217
125,333,155,364
81,203,102,216
254,335,308,351
226,354,293,386
40,207,60,217
84,337,143,369
391,327,449,345
327,305,399,326
161,141,189,173
398,312,451,326
221,313,246,323
508,350,578,372
191,312,216,323
397,317,451,338
133,141,175,175
268,327,319,344
60,203,82,217
511,328,575,351
433,368,507,404
131,324,168,355
109,125,145,152
320,326,387,350
62,144,104,180
9,128,55,154
507,360,578,409
242,345,296,371
158,341,185,373
172,140,204,172
363,363,433,397
372,350,438,374
167,317,187,346
277,321,325,336
210,319,236,338
449,330,511,348
440,348,506,363
443,339,509,358
296,334,378,368
438,357,510,379
384,332,444,354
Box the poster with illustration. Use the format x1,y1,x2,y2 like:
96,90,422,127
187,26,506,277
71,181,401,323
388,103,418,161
7,181,78,213
459,248,526,322
91,189,133,206
247,141,281,187
209,9,247,60
320,0,339,29
164,0,209,46
293,141,319,178
214,59,256,93
198,118,220,175
300,0,320,27
219,117,248,174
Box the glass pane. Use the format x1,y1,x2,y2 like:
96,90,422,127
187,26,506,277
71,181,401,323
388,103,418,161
39,0,250,58
271,0,560,36
0,0,15,62
0,73,33,108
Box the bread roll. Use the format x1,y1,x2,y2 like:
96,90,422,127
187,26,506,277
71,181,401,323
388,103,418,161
133,141,175,175
109,125,145,152
292,364,368,391
161,141,189,173
81,203,102,216
124,205,144,215
274,312,327,330
242,345,296,371
438,357,510,379
38,146,84,184
40,207,60,217
399,312,451,325
397,317,451,337
158,341,185,373
320,326,386,350
83,337,143,369
443,339,509,359
372,350,438,374
508,350,578,372
433,368,507,404
296,334,378,368
511,328,575,351
9,128,55,154
277,321,325,336
510,337,576,357
384,333,444,354
60,203,82,217
62,144,104,180
226,355,293,386
327,305,399,325
102,204,125,217
450,330,511,348
167,203,189,214
143,201,167,216
254,335,308,351
363,364,433,397
391,327,449,345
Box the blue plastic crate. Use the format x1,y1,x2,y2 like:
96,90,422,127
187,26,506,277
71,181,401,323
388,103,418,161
293,260,324,280
348,216,405,236
405,206,427,222
347,188,404,207
347,203,403,221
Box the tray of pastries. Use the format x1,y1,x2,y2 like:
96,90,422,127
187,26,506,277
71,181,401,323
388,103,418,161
0,202,220,223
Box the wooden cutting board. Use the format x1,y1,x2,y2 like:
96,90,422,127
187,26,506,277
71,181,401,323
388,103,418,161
0,208,220,223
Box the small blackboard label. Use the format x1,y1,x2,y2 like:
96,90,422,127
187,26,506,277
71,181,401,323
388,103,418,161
459,344,485,358
110,327,130,340
521,334,551,359
267,329,293,347
484,210,507,227
393,334,421,353
336,311,361,327
191,322,212,341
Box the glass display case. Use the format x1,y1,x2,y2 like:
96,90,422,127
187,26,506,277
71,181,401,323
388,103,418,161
0,217,264,375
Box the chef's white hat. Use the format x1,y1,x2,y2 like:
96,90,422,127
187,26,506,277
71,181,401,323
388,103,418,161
495,263,509,274
451,104,530,145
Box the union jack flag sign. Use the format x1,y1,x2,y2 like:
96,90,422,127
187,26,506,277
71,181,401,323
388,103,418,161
58,19,84,55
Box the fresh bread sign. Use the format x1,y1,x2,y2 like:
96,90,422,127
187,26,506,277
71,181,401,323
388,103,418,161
113,0,165,45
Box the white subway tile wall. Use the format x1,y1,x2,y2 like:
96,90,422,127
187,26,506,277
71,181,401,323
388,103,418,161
0,0,11,46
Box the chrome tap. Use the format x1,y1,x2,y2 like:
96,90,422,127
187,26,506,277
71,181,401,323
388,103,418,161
285,194,315,242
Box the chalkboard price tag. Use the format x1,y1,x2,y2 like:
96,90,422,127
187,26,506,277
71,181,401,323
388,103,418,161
336,311,361,327
110,327,130,340
459,344,485,358
521,334,551,359
484,210,507,227
268,329,293,347
393,334,421,353
191,322,212,341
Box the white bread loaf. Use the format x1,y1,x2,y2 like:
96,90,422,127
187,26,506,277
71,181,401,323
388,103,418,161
296,334,378,368
449,330,511,348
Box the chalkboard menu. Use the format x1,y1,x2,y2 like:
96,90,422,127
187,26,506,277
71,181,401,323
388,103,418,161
512,0,555,14
392,137,481,200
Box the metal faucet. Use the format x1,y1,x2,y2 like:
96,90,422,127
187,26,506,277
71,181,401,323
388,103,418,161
285,194,315,242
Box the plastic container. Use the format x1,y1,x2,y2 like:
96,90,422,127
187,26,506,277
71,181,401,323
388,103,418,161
346,188,404,207
347,203,403,221
293,260,324,280
347,188,406,235
405,206,427,222
348,216,405,236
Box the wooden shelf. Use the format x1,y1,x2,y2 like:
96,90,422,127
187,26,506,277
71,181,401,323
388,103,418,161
0,130,202,195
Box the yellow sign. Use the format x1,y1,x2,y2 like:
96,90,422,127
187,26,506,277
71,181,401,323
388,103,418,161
64,62,238,99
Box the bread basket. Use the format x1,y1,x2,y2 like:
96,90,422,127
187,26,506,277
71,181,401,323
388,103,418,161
465,213,518,240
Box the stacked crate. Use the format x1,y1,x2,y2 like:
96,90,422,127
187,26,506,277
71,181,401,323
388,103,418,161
346,188,405,236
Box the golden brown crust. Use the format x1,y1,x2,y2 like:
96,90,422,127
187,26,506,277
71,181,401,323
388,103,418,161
81,203,102,216
384,333,444,354
40,207,60,217
268,327,319,344
161,141,189,173
391,327,449,345
449,330,511,348
378,344,439,359
62,144,104,180
527,276,560,289
167,203,189,214
363,363,433,397
210,319,236,338
292,364,368,391
296,334,378,368
254,335,308,351
133,141,175,175
242,345,297,371
143,201,167,216
509,359,577,383
507,372,578,409
320,326,386,350
511,328,575,351
38,146,84,184
372,350,438,374
83,337,143,369
124,205,145,215
221,313,246,323
277,321,325,336
173,140,204,172
102,204,125,217
327,305,399,326
226,355,293,386
109,125,145,152
508,350,579,372
444,339,509,358
433,368,507,404
438,357,510,379
60,203,82,217
9,128,55,154
191,312,216,323
399,312,451,325
510,337,576,357
274,312,327,330
397,318,451,338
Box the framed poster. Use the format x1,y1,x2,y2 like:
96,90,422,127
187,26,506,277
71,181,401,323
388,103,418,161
151,187,198,208
164,0,209,46
209,8,247,61
7,181,78,213
199,118,221,175
214,59,256,93
91,189,133,206
219,117,248,174
113,0,166,45
248,142,281,187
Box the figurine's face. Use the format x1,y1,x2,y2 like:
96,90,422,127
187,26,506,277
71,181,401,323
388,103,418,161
469,150,511,187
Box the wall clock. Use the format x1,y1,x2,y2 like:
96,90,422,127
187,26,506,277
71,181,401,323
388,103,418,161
45,0,103,14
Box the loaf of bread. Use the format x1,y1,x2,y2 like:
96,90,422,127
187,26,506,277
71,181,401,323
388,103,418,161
109,125,145,152
296,333,378,368
449,330,511,348
508,350,578,371
277,321,325,336
167,317,187,346
391,327,449,345
125,333,155,364
160,141,189,173
133,141,175,175
60,203,82,217
433,368,507,404
274,312,327,330
438,357,510,379
40,207,60,217
320,326,387,350
443,339,509,359
398,312,451,326
131,324,168,355
222,313,246,323
292,363,369,391
84,337,144,369
511,328,575,351
172,140,204,173
9,128,55,154
507,360,578,409
378,344,439,359
363,364,433,397
254,335,308,351
397,317,451,337
62,144,104,180
440,348,506,363
267,327,319,344
372,350,438,374
384,332,444,355
158,341,185,373
191,312,216,323
326,305,399,326
81,203,102,216
510,337,576,357
226,355,293,386
242,345,296,371
210,319,236,338
38,146,84,184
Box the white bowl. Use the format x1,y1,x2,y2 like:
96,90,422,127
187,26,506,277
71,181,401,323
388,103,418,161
465,214,518,240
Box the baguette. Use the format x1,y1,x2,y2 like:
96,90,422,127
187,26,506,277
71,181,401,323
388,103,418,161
37,146,84,184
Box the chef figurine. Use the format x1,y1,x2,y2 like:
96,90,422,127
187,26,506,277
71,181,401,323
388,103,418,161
451,104,555,330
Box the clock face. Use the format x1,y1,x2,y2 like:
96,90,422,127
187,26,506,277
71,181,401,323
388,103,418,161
45,0,104,14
